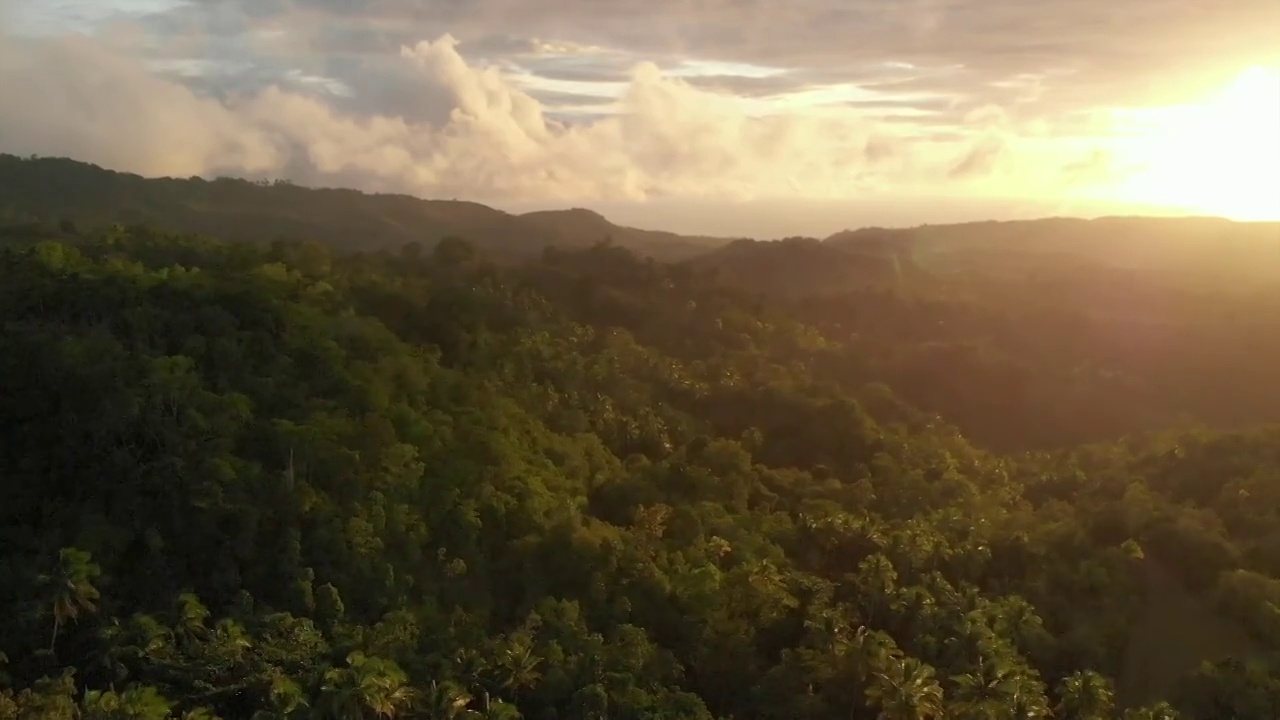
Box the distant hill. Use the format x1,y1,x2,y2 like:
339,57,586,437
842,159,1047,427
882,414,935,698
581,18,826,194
685,236,914,298
519,207,730,261
4,153,1276,290
0,154,731,260
680,216,1280,302
824,216,1280,292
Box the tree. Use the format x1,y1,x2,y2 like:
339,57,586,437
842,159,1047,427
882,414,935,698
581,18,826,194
865,657,945,720
950,656,1048,720
0,669,79,720
1122,702,1180,720
416,680,474,720
174,593,211,650
1055,671,1115,720
250,673,309,720
318,653,414,720
81,686,174,720
569,684,609,720
37,547,102,653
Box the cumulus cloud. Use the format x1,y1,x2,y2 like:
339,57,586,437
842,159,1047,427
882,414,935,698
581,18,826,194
3,0,1217,214
4,27,1062,205
211,0,1280,108
0,34,281,177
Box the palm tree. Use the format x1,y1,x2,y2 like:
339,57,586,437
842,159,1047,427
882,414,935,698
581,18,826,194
855,555,901,627
416,679,475,719
174,592,212,650
950,656,1049,720
476,691,522,720
250,672,308,720
37,547,102,653
355,655,415,720
211,618,253,665
488,635,541,703
843,625,903,684
1122,702,1179,720
990,596,1050,655
318,652,415,719
865,656,945,720
81,686,174,720
950,657,1019,719
1006,673,1051,720
318,665,364,719
1055,671,1115,720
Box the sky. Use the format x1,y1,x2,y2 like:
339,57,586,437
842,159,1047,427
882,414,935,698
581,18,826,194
1,0,1277,237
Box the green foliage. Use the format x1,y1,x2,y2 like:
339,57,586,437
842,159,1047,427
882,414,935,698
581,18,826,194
0,223,1276,720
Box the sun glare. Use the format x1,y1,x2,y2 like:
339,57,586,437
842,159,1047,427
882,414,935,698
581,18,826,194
1111,66,1280,221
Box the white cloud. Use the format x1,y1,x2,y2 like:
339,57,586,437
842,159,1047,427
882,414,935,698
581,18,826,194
0,18,1120,212
0,34,280,177
526,39,607,57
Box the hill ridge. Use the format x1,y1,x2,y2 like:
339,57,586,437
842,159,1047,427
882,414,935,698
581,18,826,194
0,153,731,261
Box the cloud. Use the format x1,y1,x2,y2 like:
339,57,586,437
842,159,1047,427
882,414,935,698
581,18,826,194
224,0,1279,107
681,73,802,98
0,34,281,177
0,29,936,203
950,137,1007,179
3,0,1265,218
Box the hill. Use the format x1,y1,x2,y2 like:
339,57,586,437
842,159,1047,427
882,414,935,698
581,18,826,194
0,154,730,260
824,216,1280,294
7,154,1275,290
519,207,732,261
683,236,913,298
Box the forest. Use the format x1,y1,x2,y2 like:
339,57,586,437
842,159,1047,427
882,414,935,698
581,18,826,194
2,156,1280,719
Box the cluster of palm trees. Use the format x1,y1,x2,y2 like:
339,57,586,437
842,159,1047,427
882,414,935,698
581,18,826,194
30,544,1184,719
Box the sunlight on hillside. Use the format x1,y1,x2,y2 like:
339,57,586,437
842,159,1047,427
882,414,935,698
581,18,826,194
1114,66,1280,221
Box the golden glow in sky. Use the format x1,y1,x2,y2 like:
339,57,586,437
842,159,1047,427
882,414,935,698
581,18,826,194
1110,66,1280,221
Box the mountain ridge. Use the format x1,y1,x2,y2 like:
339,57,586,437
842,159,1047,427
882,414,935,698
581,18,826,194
3,153,1276,282
0,154,735,261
